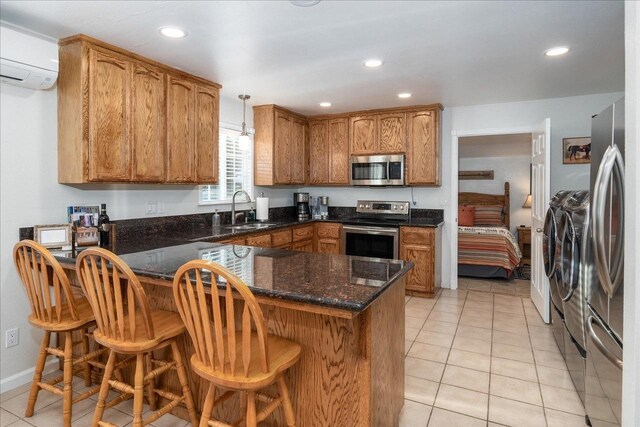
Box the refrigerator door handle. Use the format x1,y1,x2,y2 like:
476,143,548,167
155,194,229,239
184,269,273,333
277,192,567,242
592,144,625,298
587,315,623,370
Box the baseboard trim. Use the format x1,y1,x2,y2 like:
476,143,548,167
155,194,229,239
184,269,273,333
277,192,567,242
0,359,59,394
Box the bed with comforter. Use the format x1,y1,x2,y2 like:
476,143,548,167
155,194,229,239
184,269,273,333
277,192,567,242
458,182,523,279
458,225,522,278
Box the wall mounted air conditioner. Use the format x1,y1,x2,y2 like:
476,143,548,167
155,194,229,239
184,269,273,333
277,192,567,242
0,25,58,90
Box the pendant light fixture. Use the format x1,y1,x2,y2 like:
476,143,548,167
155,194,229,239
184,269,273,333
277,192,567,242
238,94,251,151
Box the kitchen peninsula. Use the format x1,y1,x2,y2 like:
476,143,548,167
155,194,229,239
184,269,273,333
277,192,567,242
53,239,411,426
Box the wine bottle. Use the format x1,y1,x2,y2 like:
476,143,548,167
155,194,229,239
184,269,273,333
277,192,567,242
98,203,110,248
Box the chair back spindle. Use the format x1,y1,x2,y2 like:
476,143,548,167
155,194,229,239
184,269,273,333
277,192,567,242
173,260,269,377
13,240,78,324
76,248,154,343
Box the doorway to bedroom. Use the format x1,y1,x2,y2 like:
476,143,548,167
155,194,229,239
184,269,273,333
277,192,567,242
456,133,533,297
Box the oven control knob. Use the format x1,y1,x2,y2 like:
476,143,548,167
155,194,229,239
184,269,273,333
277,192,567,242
393,205,399,210
365,204,371,209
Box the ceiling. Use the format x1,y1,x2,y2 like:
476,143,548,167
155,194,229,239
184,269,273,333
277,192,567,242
0,1,625,115
459,133,531,158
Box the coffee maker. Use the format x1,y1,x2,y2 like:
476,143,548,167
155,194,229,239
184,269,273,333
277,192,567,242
293,192,310,220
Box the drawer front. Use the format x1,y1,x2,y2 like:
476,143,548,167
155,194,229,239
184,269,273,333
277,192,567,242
246,234,272,248
292,225,314,242
316,223,341,239
271,229,293,247
401,227,434,246
220,237,246,245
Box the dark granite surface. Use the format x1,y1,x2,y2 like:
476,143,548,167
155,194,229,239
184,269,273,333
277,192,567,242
53,242,411,312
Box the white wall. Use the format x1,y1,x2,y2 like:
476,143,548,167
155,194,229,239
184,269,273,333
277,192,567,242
0,81,290,389
459,155,531,234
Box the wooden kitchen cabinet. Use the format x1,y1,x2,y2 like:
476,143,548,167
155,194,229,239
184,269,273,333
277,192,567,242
87,48,131,181
252,103,441,187
407,108,441,186
131,62,165,181
350,114,377,154
246,233,272,248
309,119,329,184
58,34,220,184
400,226,442,297
328,118,350,184
378,112,406,153
165,75,195,182
253,105,307,186
292,225,314,252
308,117,349,185
315,223,342,254
194,84,219,183
271,229,293,248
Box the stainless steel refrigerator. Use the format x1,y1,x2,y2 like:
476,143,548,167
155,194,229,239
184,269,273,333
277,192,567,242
584,97,624,426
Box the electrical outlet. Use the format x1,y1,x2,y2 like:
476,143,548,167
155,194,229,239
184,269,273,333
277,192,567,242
146,201,157,215
5,328,18,348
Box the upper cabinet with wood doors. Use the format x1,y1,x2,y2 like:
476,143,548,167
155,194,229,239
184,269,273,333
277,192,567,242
253,105,306,186
252,103,441,187
308,117,349,185
131,62,165,182
350,112,406,155
406,107,441,186
57,34,221,184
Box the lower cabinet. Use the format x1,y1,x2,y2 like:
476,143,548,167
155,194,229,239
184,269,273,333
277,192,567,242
246,233,272,248
400,226,442,297
314,223,342,255
291,225,314,252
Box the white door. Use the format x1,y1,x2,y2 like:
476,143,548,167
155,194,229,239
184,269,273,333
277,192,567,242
531,119,551,323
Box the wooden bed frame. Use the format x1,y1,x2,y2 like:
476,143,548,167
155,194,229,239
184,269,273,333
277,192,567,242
458,182,510,229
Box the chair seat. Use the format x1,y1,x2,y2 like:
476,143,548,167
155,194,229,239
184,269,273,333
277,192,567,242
28,297,96,332
190,331,301,390
93,309,185,353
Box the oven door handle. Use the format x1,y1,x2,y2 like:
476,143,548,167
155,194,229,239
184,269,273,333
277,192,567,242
342,225,399,237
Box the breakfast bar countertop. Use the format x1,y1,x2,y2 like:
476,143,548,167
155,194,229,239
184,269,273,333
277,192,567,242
53,241,412,313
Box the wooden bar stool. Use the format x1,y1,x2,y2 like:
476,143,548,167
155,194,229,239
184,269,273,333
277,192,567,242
76,248,198,427
13,240,108,427
172,260,302,427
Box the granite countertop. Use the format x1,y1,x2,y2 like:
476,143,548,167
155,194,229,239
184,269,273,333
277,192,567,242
53,241,412,313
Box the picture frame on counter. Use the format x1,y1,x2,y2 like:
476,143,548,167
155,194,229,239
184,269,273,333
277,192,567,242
34,224,72,249
563,136,592,164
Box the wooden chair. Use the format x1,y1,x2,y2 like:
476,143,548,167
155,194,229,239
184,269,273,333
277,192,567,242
13,240,107,427
75,248,198,427
172,260,302,427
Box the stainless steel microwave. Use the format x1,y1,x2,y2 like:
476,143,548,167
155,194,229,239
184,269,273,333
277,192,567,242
349,154,405,186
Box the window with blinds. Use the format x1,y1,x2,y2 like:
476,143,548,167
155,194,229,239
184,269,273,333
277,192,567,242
199,126,253,204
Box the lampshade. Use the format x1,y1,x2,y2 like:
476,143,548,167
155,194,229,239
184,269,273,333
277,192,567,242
522,194,532,208
238,134,251,151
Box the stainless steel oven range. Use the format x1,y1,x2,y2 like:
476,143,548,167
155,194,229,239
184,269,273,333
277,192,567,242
341,200,410,260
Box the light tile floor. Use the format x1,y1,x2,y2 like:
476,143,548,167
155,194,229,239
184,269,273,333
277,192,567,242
400,277,588,426
0,277,585,427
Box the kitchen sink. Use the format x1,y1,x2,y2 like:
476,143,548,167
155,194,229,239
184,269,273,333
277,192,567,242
227,223,276,230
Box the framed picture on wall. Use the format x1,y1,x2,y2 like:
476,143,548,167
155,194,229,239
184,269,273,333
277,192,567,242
563,137,592,164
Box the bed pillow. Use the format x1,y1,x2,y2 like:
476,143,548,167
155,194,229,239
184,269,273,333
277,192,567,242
473,205,504,226
458,206,475,226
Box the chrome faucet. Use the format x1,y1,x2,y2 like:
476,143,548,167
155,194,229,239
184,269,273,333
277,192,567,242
231,190,252,225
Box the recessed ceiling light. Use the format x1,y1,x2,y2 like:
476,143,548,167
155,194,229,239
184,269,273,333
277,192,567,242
159,27,187,39
290,0,321,6
545,46,569,57
319,102,332,107
397,93,412,99
363,59,384,68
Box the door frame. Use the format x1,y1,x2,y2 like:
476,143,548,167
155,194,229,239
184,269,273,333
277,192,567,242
449,125,541,290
